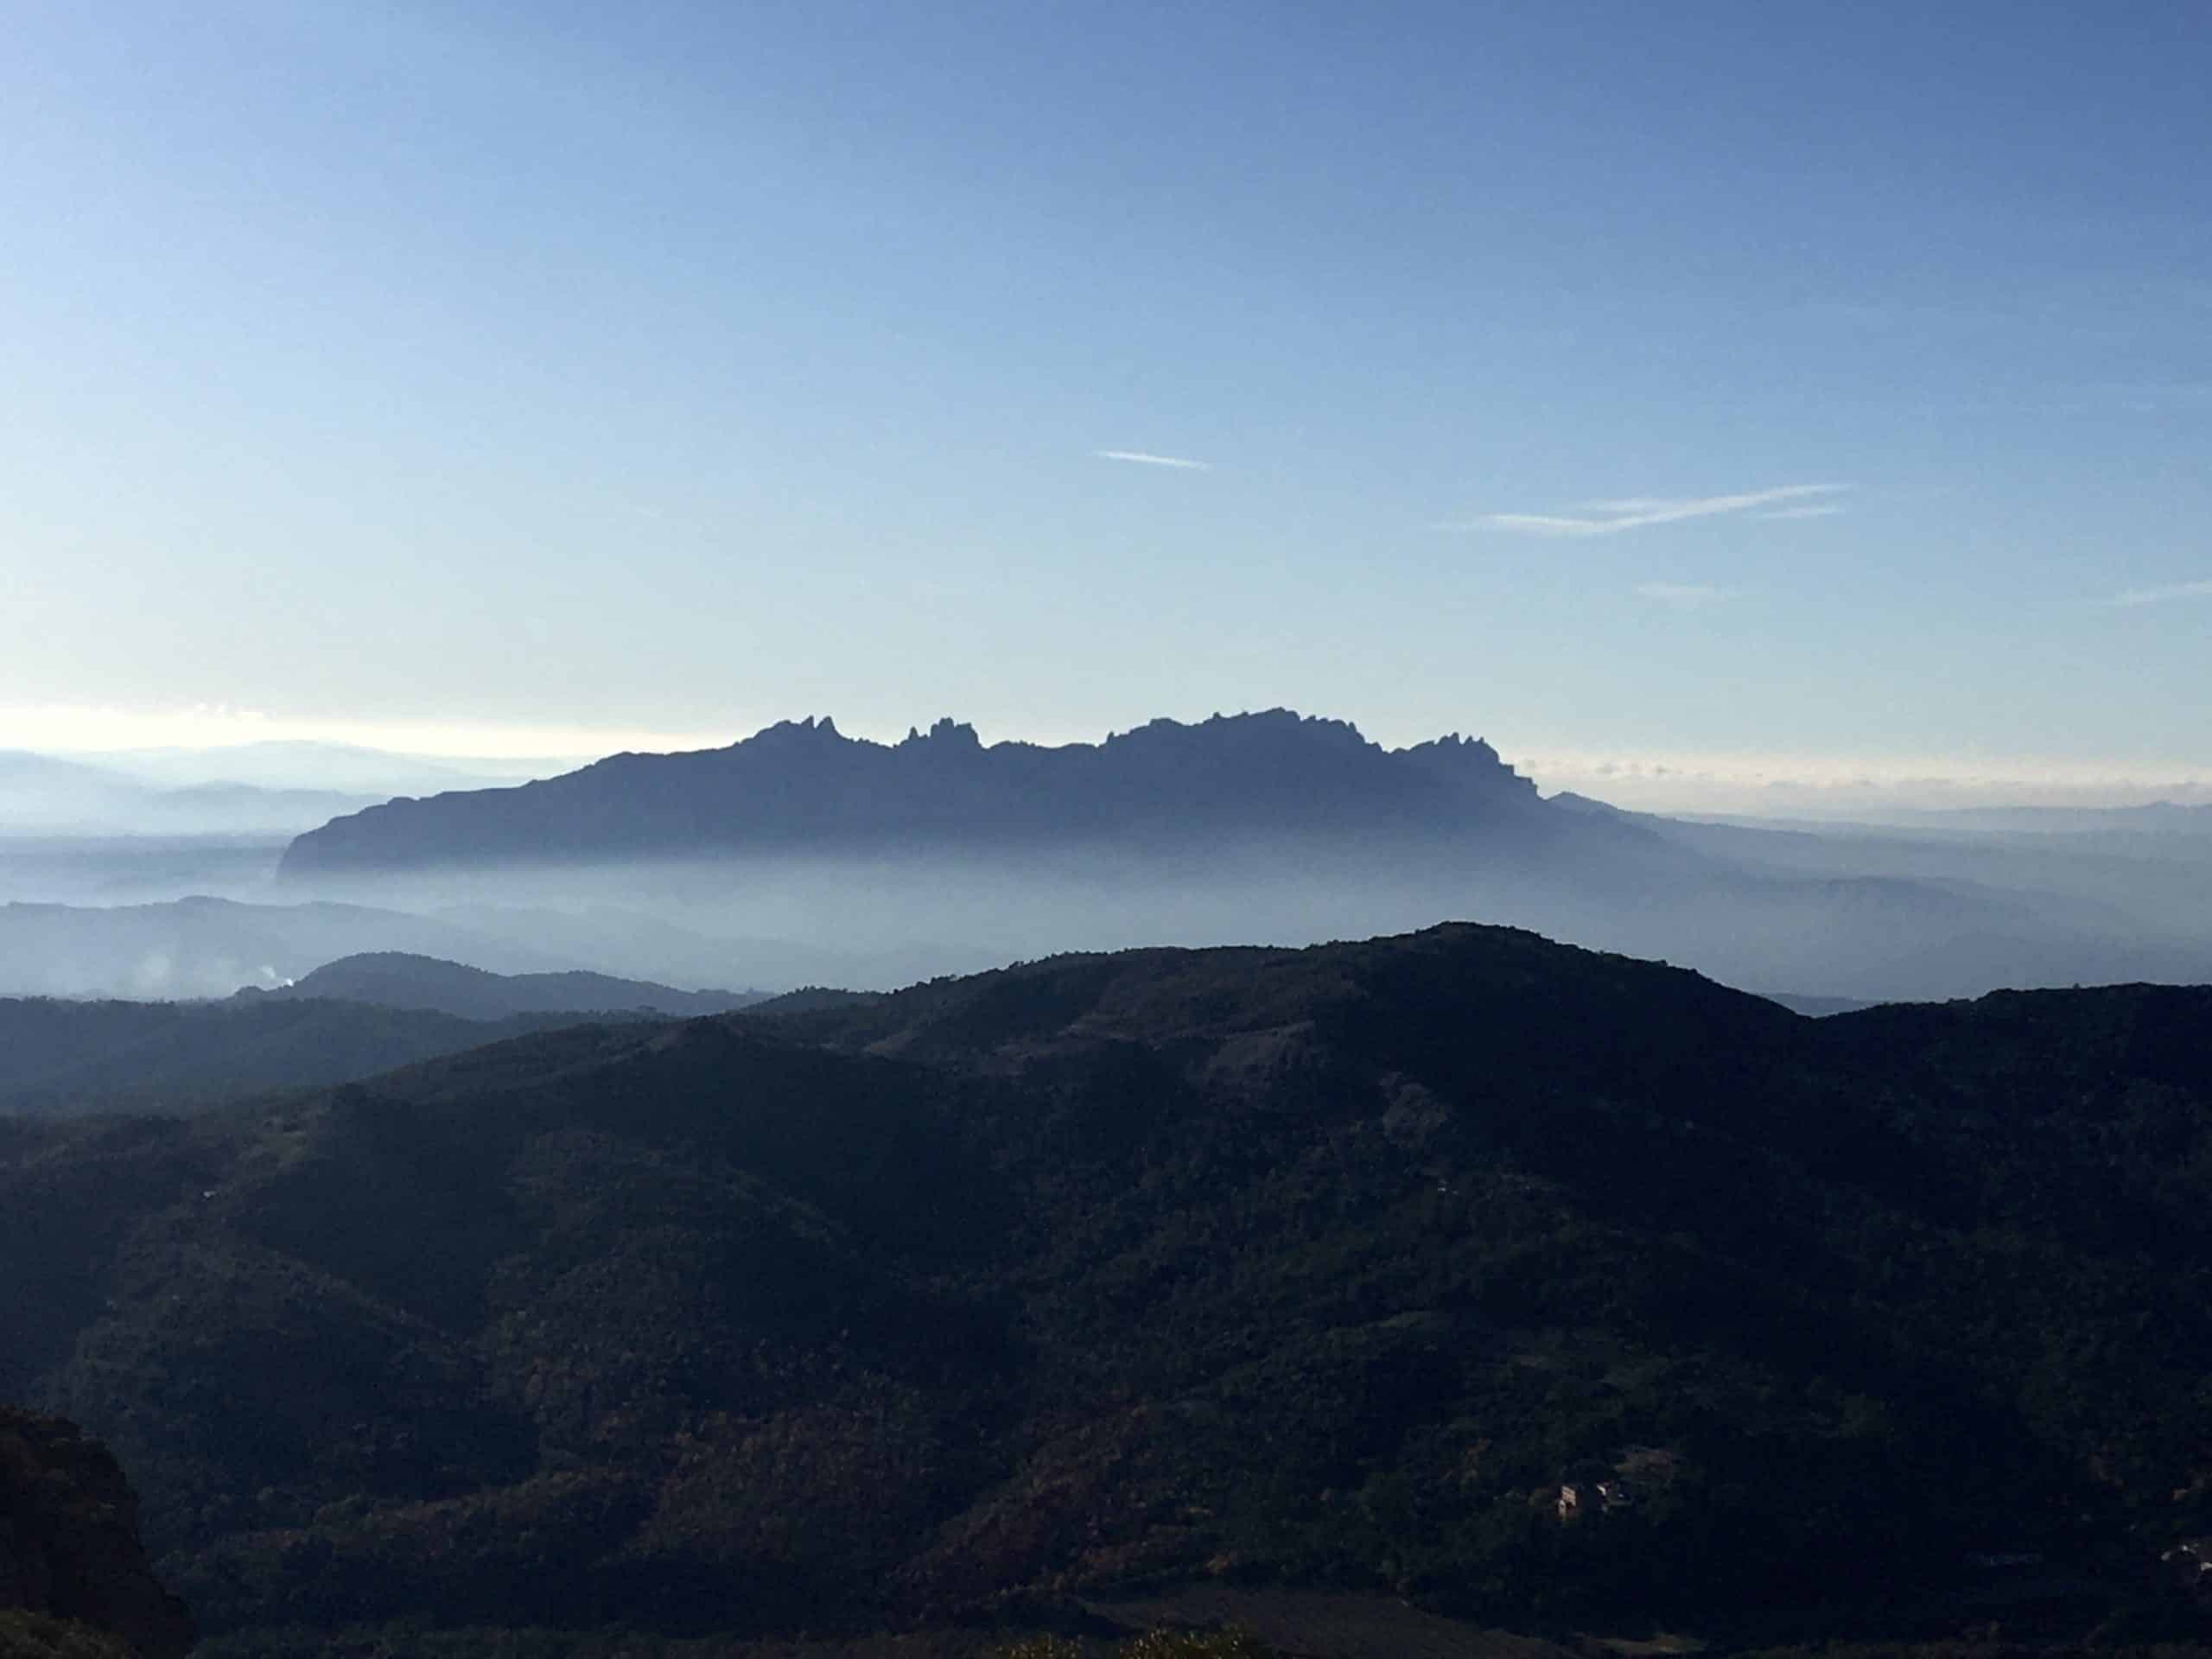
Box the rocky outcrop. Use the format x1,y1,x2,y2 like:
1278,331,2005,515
0,1409,191,1659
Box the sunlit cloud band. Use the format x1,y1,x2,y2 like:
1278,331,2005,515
2105,579,2212,607
1456,482,1847,536
1093,449,1212,471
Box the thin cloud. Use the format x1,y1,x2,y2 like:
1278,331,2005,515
1634,582,1734,610
1456,482,1847,537
1756,504,1846,521
2105,579,2212,607
1094,449,1212,471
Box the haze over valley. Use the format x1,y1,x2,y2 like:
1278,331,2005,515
6,711,2211,1009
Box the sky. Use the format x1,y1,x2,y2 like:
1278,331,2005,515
2,1,2207,809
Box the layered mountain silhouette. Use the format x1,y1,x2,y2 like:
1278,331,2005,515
244,951,764,1020
7,925,2209,1648
262,713,2212,1005
0,957,756,1118
276,711,1560,874
0,749,376,836
0,896,571,1000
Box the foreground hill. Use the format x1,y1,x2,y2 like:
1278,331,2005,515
0,1408,192,1659
0,997,643,1118
244,952,766,1020
3,925,2209,1649
275,711,1563,875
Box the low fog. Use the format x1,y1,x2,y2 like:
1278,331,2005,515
5,802,2212,1006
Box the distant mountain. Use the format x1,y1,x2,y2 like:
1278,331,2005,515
92,740,552,797
1890,801,2212,836
1757,989,1885,1017
261,714,2212,1005
739,984,881,1017
8,925,2210,1648
276,711,1562,875
0,750,124,793
0,896,953,1002
0,896,575,1000
424,901,999,993
251,951,766,1020
0,995,638,1118
0,836,289,909
0,750,378,836
154,782,376,820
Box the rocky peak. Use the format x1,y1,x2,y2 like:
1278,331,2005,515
902,717,982,750
1396,731,1535,793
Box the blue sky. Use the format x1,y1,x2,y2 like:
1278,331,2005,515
1,1,2206,805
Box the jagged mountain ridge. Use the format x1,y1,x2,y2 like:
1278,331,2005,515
277,710,1556,874
264,712,2212,1006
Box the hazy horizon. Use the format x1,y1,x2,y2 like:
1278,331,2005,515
9,707,2212,819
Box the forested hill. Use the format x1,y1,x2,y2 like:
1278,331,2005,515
3,925,2209,1650
0,996,645,1118
276,710,1566,874
245,951,766,1020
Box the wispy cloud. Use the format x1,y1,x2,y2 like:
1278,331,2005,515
1755,504,1845,521
1094,449,1212,471
1634,582,1734,610
2104,579,2212,607
1455,482,1847,537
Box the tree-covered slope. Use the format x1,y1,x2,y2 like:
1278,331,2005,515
250,951,766,1020
3,925,2209,1647
0,996,647,1117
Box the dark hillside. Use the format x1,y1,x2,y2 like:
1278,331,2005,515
0,1408,192,1659
3,926,2209,1649
247,951,766,1020
0,996,658,1118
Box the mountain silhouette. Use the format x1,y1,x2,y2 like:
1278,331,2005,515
276,711,1561,874
246,951,764,1020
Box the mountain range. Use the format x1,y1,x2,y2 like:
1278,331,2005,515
6,924,2208,1652
264,711,2212,1006
275,712,1559,874
0,751,378,838
17,712,2212,1008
